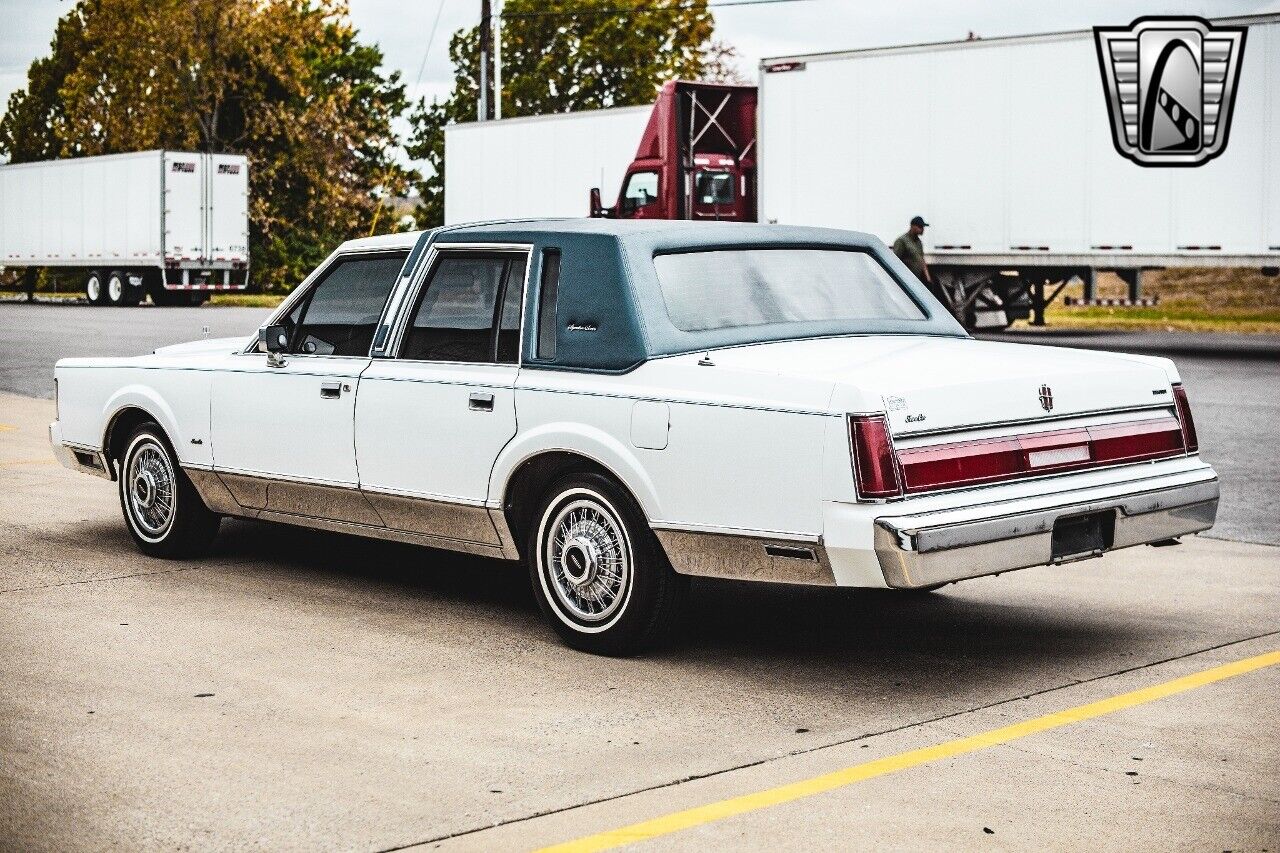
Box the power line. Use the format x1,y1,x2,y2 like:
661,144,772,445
500,0,816,21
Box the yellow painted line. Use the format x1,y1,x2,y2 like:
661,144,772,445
539,649,1280,853
0,457,56,468
0,423,17,432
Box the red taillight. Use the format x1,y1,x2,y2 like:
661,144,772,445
1172,384,1198,453
896,415,1186,494
849,414,903,499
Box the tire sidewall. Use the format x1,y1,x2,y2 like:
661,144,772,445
106,271,126,306
118,428,179,546
533,484,637,635
527,473,677,654
85,272,103,305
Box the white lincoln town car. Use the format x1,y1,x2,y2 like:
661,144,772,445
50,220,1218,654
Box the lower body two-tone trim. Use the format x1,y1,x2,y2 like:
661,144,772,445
182,467,521,560
652,525,836,586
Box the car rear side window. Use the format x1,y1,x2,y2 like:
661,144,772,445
400,252,526,363
535,249,561,360
289,252,407,356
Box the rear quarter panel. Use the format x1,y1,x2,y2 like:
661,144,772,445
55,358,213,468
500,356,838,536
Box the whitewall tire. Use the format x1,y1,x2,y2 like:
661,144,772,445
118,423,220,558
528,473,687,655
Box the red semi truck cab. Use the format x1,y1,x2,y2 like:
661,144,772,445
590,81,757,222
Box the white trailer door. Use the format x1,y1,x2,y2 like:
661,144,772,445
163,152,205,262
207,154,249,265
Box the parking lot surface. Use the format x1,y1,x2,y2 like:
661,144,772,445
1,307,1278,850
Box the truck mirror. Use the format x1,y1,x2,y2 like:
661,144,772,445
589,187,605,218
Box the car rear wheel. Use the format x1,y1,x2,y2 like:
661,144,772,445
527,473,687,656
118,423,220,558
84,270,106,305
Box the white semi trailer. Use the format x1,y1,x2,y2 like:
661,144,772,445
444,14,1279,328
758,14,1279,326
445,105,650,225
0,150,249,306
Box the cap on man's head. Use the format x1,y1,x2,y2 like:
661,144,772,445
910,215,929,227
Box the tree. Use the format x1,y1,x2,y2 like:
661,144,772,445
0,0,412,292
408,0,718,228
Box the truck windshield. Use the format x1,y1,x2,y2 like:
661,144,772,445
653,249,925,333
695,171,735,205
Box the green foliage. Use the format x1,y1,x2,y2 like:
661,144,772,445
0,0,411,292
408,0,717,228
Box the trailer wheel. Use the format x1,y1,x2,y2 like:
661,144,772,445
105,270,128,306
84,271,106,305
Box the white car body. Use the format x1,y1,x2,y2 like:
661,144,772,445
51,221,1218,601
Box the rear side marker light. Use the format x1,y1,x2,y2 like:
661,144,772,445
849,414,903,500
1172,384,1199,453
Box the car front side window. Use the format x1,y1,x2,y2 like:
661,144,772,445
287,253,407,356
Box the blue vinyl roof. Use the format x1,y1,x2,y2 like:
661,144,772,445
424,220,967,373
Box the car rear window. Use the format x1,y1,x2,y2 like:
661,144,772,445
653,248,925,333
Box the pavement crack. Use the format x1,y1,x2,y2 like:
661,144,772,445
371,629,1280,853
0,564,201,594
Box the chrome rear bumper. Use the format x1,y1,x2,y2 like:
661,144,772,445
874,472,1219,589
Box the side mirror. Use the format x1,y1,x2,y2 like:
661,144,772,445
259,324,289,353
589,187,607,218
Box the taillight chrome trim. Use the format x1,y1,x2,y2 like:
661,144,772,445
848,413,905,502
1171,384,1199,454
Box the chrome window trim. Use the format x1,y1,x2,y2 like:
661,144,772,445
386,242,533,365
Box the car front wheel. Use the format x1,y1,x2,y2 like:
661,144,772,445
118,423,220,558
528,473,687,656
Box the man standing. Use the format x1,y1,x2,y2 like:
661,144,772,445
892,216,943,304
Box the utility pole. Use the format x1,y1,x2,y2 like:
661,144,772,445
493,0,503,120
478,0,491,121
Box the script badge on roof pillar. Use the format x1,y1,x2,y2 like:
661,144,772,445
1094,16,1247,167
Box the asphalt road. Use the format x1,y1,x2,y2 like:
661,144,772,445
2,302,1276,545
1,391,1277,851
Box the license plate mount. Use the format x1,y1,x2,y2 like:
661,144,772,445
1051,509,1116,563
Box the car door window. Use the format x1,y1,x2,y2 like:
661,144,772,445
287,253,407,356
400,253,526,363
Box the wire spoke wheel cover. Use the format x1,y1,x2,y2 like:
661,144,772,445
124,435,176,541
538,490,634,631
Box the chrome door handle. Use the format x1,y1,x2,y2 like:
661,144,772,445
320,381,342,399
468,391,495,412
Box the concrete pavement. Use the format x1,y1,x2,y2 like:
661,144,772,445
1,392,1277,851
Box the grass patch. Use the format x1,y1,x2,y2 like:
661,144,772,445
1029,268,1280,334
208,293,286,308
1044,303,1280,334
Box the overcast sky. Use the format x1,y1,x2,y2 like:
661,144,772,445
3,0,1275,158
